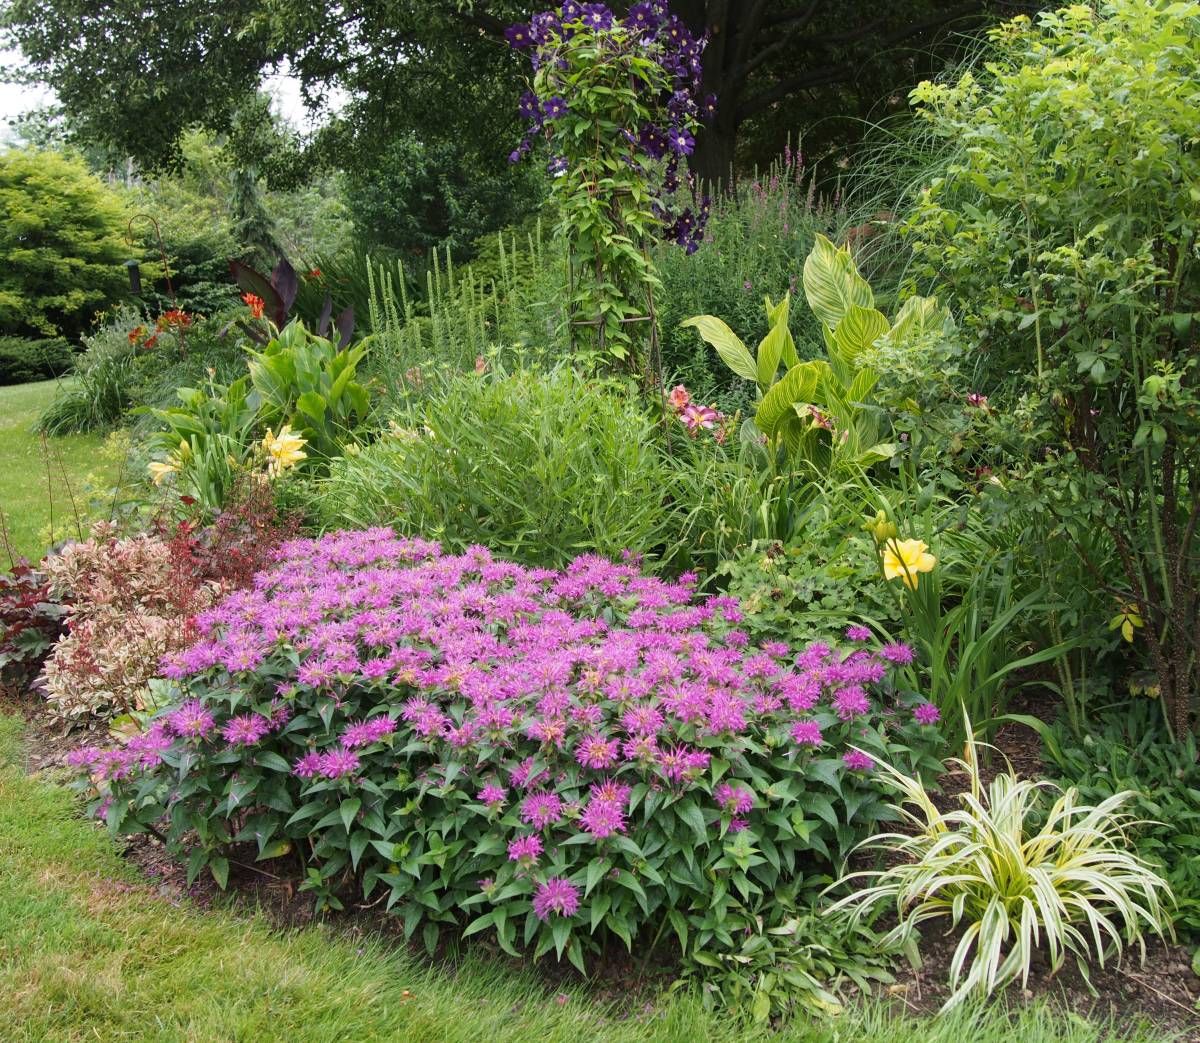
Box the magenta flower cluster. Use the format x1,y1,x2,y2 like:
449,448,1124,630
69,528,942,959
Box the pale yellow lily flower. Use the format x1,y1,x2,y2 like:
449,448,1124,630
148,459,179,486
882,538,937,590
263,425,308,478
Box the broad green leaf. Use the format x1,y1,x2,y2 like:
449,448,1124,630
832,305,890,364
296,390,327,424
680,315,757,383
339,797,361,833
755,361,824,437
755,313,791,390
888,295,945,344
764,294,800,369
802,233,873,330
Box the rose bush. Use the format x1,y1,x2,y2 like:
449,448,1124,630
70,527,942,976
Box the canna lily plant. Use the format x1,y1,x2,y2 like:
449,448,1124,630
682,234,950,474
827,726,1174,1011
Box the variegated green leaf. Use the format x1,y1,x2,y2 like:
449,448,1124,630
802,233,873,330
755,361,824,436
832,305,890,364
680,315,757,383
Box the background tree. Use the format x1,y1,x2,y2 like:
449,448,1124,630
4,1,1040,246
0,148,128,339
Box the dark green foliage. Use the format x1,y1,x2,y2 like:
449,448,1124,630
0,149,128,339
1043,701,1200,940
0,337,74,386
345,135,545,256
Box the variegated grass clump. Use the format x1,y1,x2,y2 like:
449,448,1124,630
828,732,1173,1010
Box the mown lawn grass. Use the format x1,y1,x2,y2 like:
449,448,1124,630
0,379,124,564
0,711,1172,1043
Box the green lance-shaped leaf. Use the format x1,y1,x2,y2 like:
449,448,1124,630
802,233,873,330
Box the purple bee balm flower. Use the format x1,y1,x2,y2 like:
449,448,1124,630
479,783,507,807
833,685,871,721
845,624,872,642
914,702,941,726
507,834,543,865
293,750,324,779
575,733,619,770
542,96,568,120
791,720,823,747
167,699,215,739
843,749,874,773
762,641,790,658
579,3,613,30
580,796,626,839
505,22,534,48
221,713,272,746
341,716,397,748
318,747,361,779
520,791,564,829
66,746,104,770
714,782,754,816
727,817,748,834
880,642,915,665
533,877,580,920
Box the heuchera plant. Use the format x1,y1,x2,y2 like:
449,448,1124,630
508,2,713,372
70,529,942,974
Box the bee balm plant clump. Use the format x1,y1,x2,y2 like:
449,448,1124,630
70,528,942,973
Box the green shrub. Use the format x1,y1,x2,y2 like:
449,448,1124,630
0,149,128,339
0,336,73,385
37,306,144,433
903,0,1200,737
323,366,680,570
1040,701,1200,940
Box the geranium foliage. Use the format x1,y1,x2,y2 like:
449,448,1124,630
71,528,942,975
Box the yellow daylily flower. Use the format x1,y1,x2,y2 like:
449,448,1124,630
882,538,937,590
148,459,179,486
1109,602,1143,643
263,425,308,479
